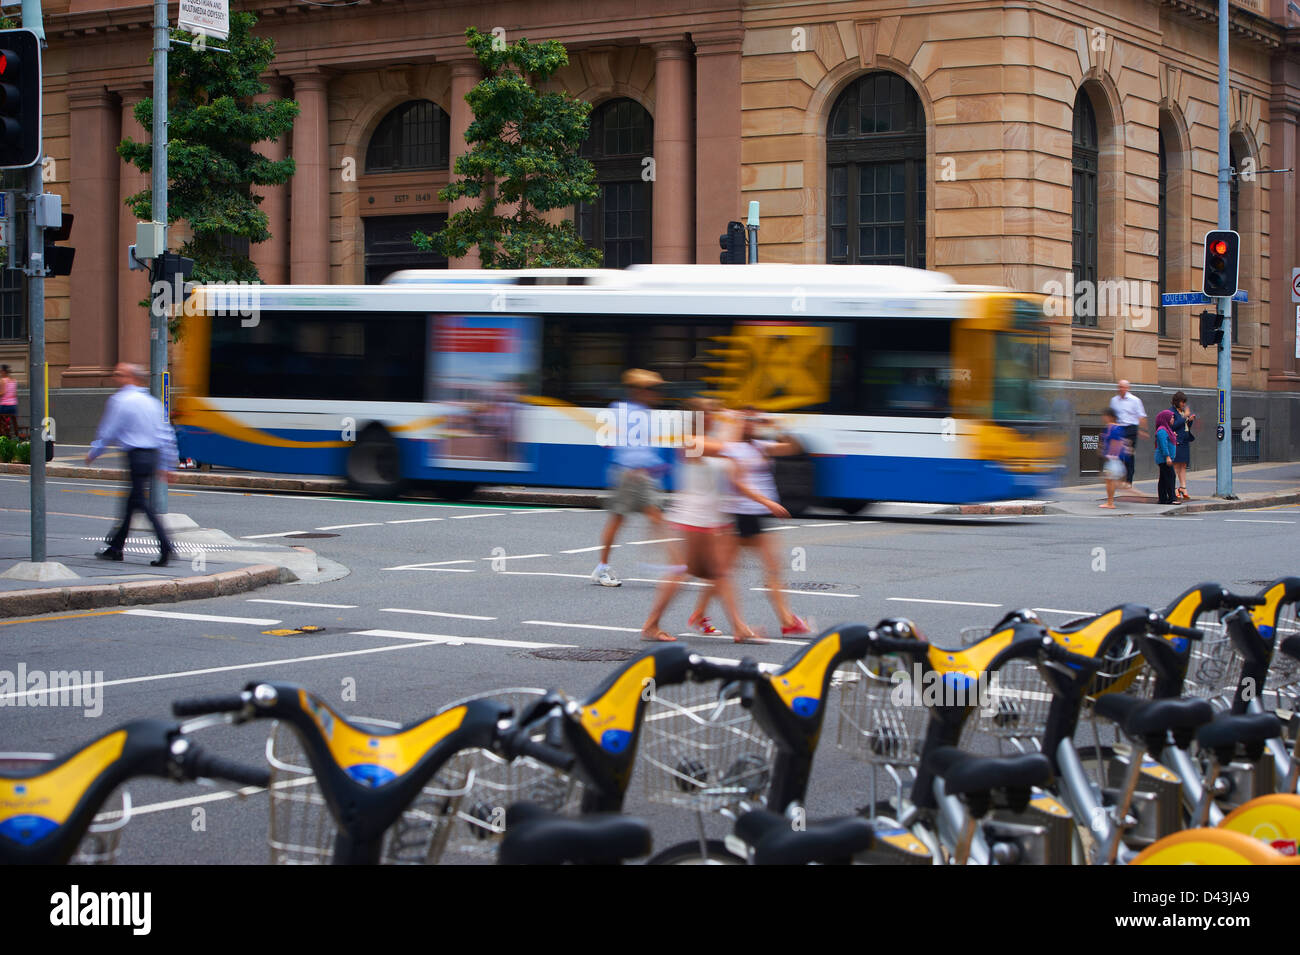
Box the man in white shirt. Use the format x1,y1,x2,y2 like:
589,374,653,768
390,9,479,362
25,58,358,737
591,368,667,587
87,363,178,566
1108,379,1147,488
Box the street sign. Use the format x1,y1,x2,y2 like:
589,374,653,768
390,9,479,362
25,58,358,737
178,0,229,40
1161,290,1248,306
163,371,170,420
1292,267,1300,303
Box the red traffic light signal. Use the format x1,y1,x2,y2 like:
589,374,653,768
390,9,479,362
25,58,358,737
1201,229,1240,299
0,29,41,170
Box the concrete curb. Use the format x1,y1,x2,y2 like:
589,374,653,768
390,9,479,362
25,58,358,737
2,461,1294,515
0,563,292,619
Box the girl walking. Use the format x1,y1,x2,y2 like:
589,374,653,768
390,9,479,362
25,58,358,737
1154,409,1179,505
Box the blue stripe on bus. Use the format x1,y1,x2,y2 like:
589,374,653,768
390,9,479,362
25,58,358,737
176,426,1051,503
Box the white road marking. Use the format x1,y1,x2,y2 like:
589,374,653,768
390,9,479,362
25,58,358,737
676,632,807,647
0,642,456,704
380,608,497,621
449,513,504,519
241,531,307,539
561,544,615,554
501,571,597,580
479,553,550,561
765,525,798,531
122,609,281,625
1032,607,1095,617
802,522,848,527
887,597,1002,608
1225,519,1295,524
386,517,445,524
623,537,684,546
315,523,382,530
384,559,475,569
248,599,357,609
525,620,641,634
354,629,571,650
752,587,860,599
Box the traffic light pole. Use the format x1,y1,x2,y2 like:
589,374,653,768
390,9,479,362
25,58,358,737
1215,0,1234,499
26,157,45,562
150,0,168,514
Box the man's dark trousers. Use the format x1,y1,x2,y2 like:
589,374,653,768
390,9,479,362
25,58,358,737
1122,425,1138,484
107,448,172,556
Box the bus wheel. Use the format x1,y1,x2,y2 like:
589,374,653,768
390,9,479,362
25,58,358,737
431,481,480,502
346,424,405,498
835,499,871,515
773,455,815,517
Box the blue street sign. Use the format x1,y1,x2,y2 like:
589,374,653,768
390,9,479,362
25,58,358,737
163,371,170,421
1161,291,1248,306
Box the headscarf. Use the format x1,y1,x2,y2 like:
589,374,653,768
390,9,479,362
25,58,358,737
1155,409,1176,443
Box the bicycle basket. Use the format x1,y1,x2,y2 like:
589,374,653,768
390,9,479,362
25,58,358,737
1084,636,1152,702
834,658,930,767
0,753,131,864
640,680,775,811
1181,617,1244,705
960,658,1054,747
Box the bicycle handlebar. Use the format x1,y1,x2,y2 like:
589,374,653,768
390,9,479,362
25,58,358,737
496,726,576,772
1039,636,1105,673
176,743,271,788
172,693,251,717
1217,590,1266,610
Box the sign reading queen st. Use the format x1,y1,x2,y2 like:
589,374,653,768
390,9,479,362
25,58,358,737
178,0,230,41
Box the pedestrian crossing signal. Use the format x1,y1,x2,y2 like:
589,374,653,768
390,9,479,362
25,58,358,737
0,29,41,170
719,221,747,264
1198,310,1223,348
1201,230,1239,298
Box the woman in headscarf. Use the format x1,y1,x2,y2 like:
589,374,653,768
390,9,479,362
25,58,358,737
1153,409,1179,505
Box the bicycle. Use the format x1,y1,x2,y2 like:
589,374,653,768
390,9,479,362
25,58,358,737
0,719,268,865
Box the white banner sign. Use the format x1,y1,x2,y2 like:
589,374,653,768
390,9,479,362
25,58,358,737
178,0,230,40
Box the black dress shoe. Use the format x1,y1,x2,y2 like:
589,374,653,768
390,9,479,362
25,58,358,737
96,548,124,561
151,548,175,568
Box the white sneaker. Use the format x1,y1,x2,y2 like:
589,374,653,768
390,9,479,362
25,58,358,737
592,564,622,587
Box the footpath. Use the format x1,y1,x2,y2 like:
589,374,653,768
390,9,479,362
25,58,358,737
2,456,1295,617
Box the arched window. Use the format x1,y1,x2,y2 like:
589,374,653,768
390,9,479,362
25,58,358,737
1072,90,1099,327
576,98,653,268
826,72,925,266
366,100,450,173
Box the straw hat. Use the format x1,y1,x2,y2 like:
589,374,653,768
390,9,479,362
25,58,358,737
622,368,664,388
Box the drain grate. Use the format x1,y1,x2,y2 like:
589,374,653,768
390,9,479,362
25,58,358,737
786,582,841,591
285,533,339,539
529,647,638,662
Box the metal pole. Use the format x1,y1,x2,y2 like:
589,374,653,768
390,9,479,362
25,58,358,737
150,0,169,513
746,200,759,264
1216,0,1233,498
26,160,44,562
22,5,45,563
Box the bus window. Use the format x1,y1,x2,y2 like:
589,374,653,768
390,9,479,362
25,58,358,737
858,319,952,416
208,311,425,402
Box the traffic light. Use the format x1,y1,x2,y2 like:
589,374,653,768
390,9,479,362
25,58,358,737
0,29,42,170
1198,310,1224,348
719,220,747,264
44,212,74,277
1202,229,1240,298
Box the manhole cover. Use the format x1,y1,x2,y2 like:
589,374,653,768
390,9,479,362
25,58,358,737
529,647,638,662
285,533,339,539
786,582,841,592
1241,581,1275,587
262,626,328,637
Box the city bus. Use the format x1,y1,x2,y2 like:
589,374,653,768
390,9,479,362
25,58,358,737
172,265,1063,512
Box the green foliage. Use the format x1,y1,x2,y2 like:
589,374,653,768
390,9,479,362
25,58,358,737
0,435,14,463
117,12,299,285
15,440,30,465
413,27,602,269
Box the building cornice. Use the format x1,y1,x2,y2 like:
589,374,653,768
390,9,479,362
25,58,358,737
1159,0,1285,50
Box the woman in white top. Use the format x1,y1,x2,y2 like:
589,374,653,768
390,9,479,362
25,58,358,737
641,401,787,644
688,408,810,637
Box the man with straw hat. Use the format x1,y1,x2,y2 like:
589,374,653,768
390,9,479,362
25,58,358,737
591,368,668,587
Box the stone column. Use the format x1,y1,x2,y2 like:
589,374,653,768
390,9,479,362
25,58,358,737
652,41,694,264
1269,58,1299,383
251,75,291,285
693,32,743,262
64,86,121,384
288,71,331,284
448,59,481,268
116,85,151,367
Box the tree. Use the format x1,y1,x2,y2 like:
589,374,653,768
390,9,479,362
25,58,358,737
414,27,602,268
118,11,299,285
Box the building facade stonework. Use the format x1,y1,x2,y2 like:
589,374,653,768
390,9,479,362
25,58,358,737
4,0,1299,472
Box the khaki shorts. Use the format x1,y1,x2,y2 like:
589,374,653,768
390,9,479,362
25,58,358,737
606,468,661,516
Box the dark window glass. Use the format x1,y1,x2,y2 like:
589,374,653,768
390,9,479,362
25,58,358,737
858,319,952,416
364,214,448,284
826,72,925,267
577,99,653,267
1158,129,1168,338
1072,90,1099,327
0,265,22,341
208,311,425,402
366,101,450,173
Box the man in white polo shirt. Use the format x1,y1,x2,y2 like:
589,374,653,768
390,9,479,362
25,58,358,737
1108,379,1147,488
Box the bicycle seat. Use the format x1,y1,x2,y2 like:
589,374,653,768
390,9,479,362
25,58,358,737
733,810,875,865
497,803,651,865
1281,633,1300,662
924,747,1051,812
1093,694,1212,749
1196,713,1283,763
